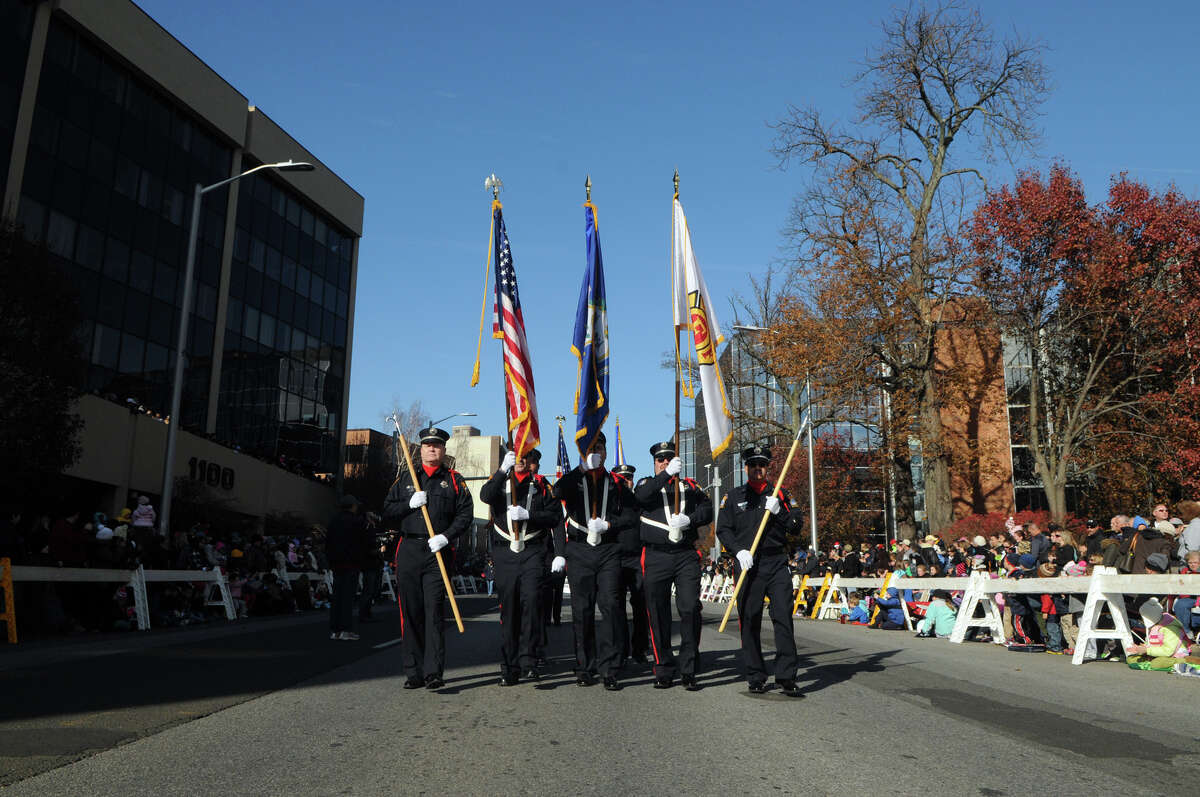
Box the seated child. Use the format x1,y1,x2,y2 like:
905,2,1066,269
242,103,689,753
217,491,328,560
915,589,957,638
840,592,870,625
870,587,906,630
1126,598,1200,671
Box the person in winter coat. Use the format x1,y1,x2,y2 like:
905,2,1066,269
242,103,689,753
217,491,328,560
131,496,156,533
1125,598,1200,670
1176,501,1200,561
1117,517,1174,574
916,590,957,637
870,587,905,630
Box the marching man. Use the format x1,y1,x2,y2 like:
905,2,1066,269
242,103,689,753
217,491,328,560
634,439,713,690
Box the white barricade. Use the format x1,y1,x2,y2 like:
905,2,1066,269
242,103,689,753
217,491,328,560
142,567,235,623
886,576,972,629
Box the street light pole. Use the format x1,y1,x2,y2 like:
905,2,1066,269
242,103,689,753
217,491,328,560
427,411,477,428
158,160,315,537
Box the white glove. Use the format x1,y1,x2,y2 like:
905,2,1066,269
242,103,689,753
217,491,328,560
587,518,609,534
409,490,427,509
665,457,682,476
428,534,449,553
764,496,781,515
585,452,603,470
551,556,566,573
500,451,517,474
736,549,754,570
507,504,529,522
668,513,690,530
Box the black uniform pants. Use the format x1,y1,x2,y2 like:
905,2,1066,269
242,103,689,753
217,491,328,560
642,547,702,680
494,539,547,675
616,551,648,661
565,540,621,678
735,552,798,683
394,537,448,680
330,569,358,633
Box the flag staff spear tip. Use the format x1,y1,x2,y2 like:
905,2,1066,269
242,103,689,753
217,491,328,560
673,169,679,200
485,173,503,200
585,175,591,202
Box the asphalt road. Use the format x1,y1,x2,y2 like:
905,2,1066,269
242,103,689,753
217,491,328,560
3,598,1199,795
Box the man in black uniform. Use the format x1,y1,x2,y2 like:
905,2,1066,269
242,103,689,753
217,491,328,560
635,440,713,690
382,427,474,690
612,461,649,667
552,432,638,690
526,450,558,666
480,446,559,685
716,444,803,697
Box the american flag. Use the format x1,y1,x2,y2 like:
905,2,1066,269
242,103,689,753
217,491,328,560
556,422,571,478
492,205,540,457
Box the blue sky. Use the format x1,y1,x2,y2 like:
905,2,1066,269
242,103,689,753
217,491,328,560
139,0,1200,474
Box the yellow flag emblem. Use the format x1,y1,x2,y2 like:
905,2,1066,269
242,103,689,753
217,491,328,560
689,290,716,366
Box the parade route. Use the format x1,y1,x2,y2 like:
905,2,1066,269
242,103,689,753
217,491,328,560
4,601,1198,796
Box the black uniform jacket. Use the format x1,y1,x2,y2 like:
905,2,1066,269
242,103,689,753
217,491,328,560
716,482,800,555
479,470,560,538
633,471,714,548
382,463,474,543
551,466,639,557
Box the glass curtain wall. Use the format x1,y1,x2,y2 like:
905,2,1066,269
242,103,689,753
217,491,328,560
16,15,231,431
0,0,36,192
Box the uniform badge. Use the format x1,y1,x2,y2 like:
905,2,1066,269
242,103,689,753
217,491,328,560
440,480,448,488
737,501,748,510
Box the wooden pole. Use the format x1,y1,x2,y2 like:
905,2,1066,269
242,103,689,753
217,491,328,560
717,428,806,634
398,431,465,633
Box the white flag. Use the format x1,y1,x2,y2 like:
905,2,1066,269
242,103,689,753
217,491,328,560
672,198,734,458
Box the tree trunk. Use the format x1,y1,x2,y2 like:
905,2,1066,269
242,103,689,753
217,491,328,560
920,368,954,534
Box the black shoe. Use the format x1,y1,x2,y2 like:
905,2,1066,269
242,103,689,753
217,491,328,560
403,677,424,689
499,674,519,687
603,676,621,691
777,679,804,698
682,676,700,691
748,681,767,694
522,669,541,682
424,675,444,690
653,676,673,689
632,652,648,664
576,673,596,687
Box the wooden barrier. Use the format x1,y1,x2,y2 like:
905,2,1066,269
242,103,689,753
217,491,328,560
1,558,15,644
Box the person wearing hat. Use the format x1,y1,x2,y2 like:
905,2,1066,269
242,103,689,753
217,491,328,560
527,448,565,664
715,444,804,696
1124,598,1199,670
1117,513,1174,575
1005,553,1046,650
382,426,474,690
552,430,639,690
480,446,560,686
325,494,368,641
608,459,650,669
634,439,713,690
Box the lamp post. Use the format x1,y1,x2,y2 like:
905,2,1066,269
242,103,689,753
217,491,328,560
427,412,477,428
705,463,723,561
731,323,819,554
158,160,315,537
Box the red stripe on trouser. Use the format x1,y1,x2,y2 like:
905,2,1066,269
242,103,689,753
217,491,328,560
641,548,661,665
395,538,404,637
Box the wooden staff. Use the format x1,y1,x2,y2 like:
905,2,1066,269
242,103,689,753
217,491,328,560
717,425,807,634
398,431,465,633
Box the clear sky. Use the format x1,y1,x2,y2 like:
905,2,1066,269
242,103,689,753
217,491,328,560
138,0,1200,475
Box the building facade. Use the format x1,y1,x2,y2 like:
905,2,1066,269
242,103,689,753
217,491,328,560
2,0,363,527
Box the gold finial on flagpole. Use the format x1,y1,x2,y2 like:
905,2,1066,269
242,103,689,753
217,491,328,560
485,173,503,200
673,169,679,200
585,175,592,202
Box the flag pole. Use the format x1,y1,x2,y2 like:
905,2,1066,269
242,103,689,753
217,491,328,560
489,179,520,524
672,170,681,513
585,174,598,520
397,430,465,633
717,419,807,634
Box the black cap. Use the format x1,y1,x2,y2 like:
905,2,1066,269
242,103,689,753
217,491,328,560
742,444,770,465
1086,518,1098,527
613,463,636,477
649,440,676,459
524,448,542,463
419,427,449,445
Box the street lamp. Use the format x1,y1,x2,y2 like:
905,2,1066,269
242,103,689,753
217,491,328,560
731,323,819,554
428,411,477,428
159,160,316,537
705,462,723,561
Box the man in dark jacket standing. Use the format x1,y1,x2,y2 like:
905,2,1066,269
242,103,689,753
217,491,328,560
479,446,560,685
383,426,474,690
326,494,367,641
716,444,803,696
634,439,713,690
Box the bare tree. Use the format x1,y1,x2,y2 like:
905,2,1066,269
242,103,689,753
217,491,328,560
771,1,1048,533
